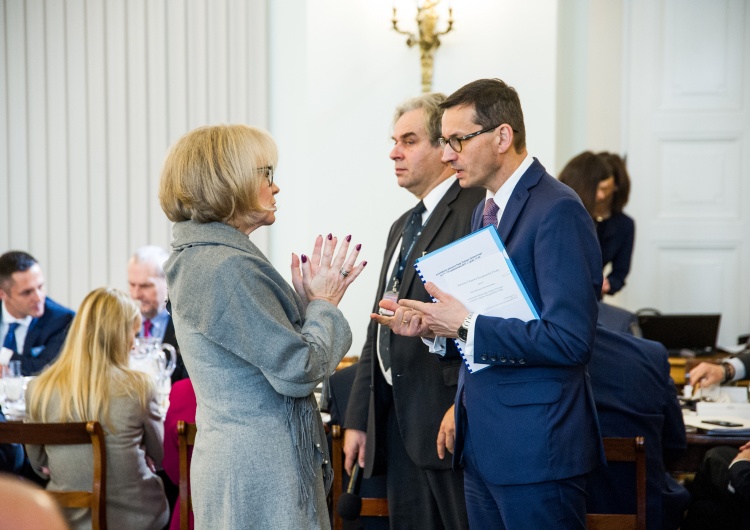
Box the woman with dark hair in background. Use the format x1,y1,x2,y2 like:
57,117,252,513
559,151,635,296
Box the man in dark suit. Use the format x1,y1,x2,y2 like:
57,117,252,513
587,326,690,530
0,251,74,375
344,93,483,529
376,78,603,528
128,245,187,383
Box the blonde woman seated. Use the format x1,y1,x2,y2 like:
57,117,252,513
25,287,169,530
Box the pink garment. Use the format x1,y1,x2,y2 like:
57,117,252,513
162,379,196,530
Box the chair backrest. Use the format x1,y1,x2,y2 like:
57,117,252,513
587,436,647,530
177,420,197,530
0,421,107,530
330,424,388,530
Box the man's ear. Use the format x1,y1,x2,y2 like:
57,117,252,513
496,124,514,154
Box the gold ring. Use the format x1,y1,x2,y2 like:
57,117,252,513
402,320,409,324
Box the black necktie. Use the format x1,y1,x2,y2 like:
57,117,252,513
3,322,20,353
380,201,426,373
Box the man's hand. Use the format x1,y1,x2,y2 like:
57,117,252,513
437,405,456,460
343,428,367,476
689,362,726,388
398,282,468,339
733,444,750,465
370,298,433,338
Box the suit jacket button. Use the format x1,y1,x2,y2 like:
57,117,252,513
519,359,526,364
480,354,488,361
500,357,507,363
509,359,515,363
490,357,497,362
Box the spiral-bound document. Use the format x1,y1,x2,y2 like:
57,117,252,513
414,225,539,372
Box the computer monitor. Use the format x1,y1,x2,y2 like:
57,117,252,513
637,313,721,355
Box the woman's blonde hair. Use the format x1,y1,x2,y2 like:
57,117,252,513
27,287,152,431
159,124,278,228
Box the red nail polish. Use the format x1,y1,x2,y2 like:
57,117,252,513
356,244,362,251
346,235,352,242
301,255,307,263
327,233,332,240
363,261,367,266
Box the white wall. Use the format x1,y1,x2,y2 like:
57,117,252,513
268,0,560,355
0,0,268,305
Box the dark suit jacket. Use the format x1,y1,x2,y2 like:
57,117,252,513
345,179,484,477
586,326,690,530
4,298,74,375
162,316,188,383
454,158,604,485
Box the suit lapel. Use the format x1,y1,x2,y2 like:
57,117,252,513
22,317,40,355
399,180,461,295
497,159,545,242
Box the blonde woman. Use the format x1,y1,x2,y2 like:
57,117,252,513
26,287,169,530
159,124,365,529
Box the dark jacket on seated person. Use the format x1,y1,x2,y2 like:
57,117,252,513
5,297,74,376
586,326,690,530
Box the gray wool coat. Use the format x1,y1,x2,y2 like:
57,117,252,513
164,220,352,530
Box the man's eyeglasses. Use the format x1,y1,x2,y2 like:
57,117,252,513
438,124,501,153
257,166,274,186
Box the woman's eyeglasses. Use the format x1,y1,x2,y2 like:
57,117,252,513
257,166,274,186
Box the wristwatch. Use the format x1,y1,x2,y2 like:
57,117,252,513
457,313,474,342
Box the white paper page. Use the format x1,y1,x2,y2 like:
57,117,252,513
415,227,538,372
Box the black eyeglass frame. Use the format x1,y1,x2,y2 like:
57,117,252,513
257,166,274,186
438,124,501,153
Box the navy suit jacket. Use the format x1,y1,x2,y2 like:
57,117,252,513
454,158,604,485
586,326,689,530
4,297,74,375
345,180,484,476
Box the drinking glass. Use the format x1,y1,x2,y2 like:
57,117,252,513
4,360,24,406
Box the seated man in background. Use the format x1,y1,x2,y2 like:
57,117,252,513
683,441,750,529
128,245,187,383
0,251,74,375
587,325,690,530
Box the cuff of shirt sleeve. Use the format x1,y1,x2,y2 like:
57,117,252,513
423,336,447,356
727,357,746,382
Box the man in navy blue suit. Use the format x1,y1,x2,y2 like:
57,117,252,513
0,251,74,375
587,326,690,530
375,78,604,528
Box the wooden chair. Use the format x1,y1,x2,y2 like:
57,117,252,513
177,420,197,530
0,421,107,530
587,436,647,530
330,424,388,530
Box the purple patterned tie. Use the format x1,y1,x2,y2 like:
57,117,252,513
482,198,500,227
143,319,153,338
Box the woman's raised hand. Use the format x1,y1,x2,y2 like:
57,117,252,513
291,234,366,307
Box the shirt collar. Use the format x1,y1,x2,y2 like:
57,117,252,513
485,154,533,214
2,303,34,327
421,175,456,220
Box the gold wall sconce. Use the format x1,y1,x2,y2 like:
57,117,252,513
392,1,454,93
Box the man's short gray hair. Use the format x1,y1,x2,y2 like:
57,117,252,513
393,92,447,147
129,246,169,278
